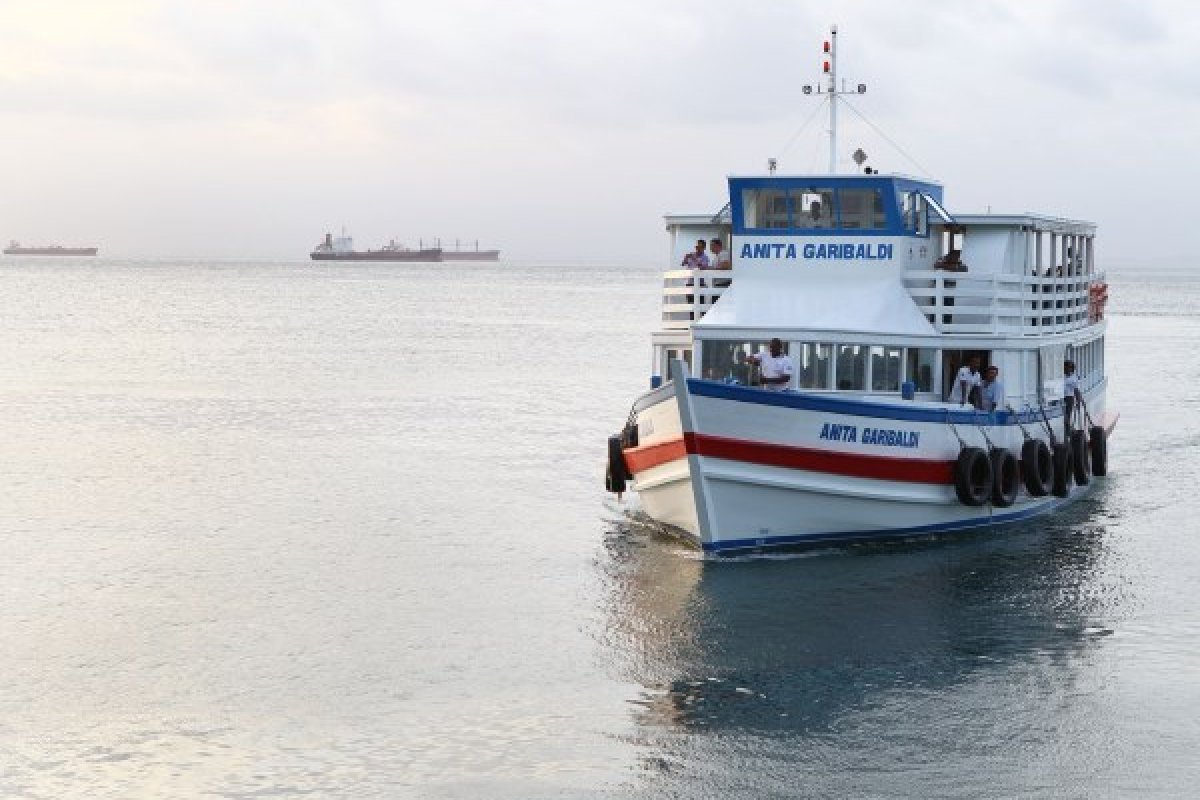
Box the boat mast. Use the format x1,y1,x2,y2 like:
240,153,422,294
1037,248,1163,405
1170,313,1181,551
802,25,866,175
828,25,838,174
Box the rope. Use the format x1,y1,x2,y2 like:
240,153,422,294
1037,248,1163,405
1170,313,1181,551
839,97,934,178
973,408,994,451
1037,404,1058,446
1008,405,1033,441
945,410,967,449
776,95,831,162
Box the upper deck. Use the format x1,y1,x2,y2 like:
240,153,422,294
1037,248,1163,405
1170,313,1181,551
661,173,1104,339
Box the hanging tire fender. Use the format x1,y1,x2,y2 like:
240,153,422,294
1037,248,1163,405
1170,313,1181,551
1021,439,1052,497
1051,441,1073,498
1089,425,1108,476
954,447,992,507
990,448,1019,508
1069,430,1090,486
605,434,629,493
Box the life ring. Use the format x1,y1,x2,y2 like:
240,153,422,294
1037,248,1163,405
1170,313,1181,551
605,434,630,493
1021,439,1052,497
1051,441,1073,497
1089,425,1108,476
954,447,992,507
1069,430,1090,485
990,448,1019,507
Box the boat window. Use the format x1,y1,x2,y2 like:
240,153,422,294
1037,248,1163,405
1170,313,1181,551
901,191,928,235
834,344,866,390
1040,344,1065,404
790,188,835,229
741,189,790,229
700,339,776,385
905,348,937,393
795,343,832,389
838,189,887,230
870,345,903,391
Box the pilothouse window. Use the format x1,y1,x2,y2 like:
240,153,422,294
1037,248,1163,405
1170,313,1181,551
792,189,834,229
741,189,789,229
838,189,887,230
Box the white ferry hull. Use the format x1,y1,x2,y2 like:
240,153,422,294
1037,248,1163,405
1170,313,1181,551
623,369,1115,554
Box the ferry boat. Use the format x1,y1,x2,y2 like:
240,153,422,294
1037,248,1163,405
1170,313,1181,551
310,232,499,262
3,241,98,256
604,26,1116,555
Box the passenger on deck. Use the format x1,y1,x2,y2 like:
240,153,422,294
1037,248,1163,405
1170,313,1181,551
980,365,1005,412
681,239,710,269
1063,360,1083,434
947,355,981,406
710,238,732,288
709,238,731,270
747,338,794,392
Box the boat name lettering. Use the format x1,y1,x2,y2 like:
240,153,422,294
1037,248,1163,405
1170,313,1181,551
819,423,919,448
738,243,893,260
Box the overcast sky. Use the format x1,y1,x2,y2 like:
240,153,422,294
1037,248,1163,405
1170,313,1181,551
0,0,1193,264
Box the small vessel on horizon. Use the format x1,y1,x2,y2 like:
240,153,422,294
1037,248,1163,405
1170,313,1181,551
310,232,499,262
4,240,98,256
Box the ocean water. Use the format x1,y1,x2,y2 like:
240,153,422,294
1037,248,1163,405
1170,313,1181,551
0,257,1196,798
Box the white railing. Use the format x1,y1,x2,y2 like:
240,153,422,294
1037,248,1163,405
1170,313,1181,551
661,269,731,328
903,270,1107,335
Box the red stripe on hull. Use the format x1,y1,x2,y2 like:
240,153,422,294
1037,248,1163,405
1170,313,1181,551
626,434,954,484
623,438,688,473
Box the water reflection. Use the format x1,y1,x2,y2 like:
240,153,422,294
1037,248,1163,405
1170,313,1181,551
599,495,1120,742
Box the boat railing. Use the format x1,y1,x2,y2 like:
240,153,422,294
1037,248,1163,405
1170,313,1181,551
903,270,1107,335
661,269,731,328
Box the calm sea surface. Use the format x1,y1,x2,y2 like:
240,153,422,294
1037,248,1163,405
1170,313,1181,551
0,258,1197,798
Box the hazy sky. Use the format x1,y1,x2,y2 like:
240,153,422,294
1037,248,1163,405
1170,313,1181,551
0,0,1193,263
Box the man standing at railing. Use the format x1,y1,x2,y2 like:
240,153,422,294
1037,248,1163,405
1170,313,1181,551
681,239,710,269
710,238,732,288
948,355,981,406
747,338,794,392
1063,360,1083,435
980,365,1005,412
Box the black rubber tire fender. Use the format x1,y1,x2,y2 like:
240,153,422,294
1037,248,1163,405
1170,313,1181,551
990,448,1019,508
1089,425,1108,476
1021,439,1052,497
606,434,628,493
1069,430,1090,486
954,447,992,507
1051,441,1073,498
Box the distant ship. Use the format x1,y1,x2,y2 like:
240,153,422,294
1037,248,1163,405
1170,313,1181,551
4,240,98,256
310,233,499,262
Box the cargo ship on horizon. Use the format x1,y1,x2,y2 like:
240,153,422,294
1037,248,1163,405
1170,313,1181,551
4,240,98,256
310,232,499,262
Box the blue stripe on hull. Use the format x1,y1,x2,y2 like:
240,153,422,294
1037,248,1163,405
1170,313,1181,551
694,491,1086,554
685,378,1109,426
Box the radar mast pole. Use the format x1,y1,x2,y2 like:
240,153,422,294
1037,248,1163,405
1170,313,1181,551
828,24,838,174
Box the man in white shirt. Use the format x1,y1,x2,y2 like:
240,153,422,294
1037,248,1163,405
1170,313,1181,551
709,238,731,270
747,338,794,392
980,365,1005,412
947,355,981,406
1063,359,1083,433
709,238,732,289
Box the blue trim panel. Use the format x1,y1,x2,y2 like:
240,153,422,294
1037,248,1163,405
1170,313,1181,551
701,496,1067,553
686,378,1065,425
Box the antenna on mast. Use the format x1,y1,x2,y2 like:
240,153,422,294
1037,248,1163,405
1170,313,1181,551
801,25,867,174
